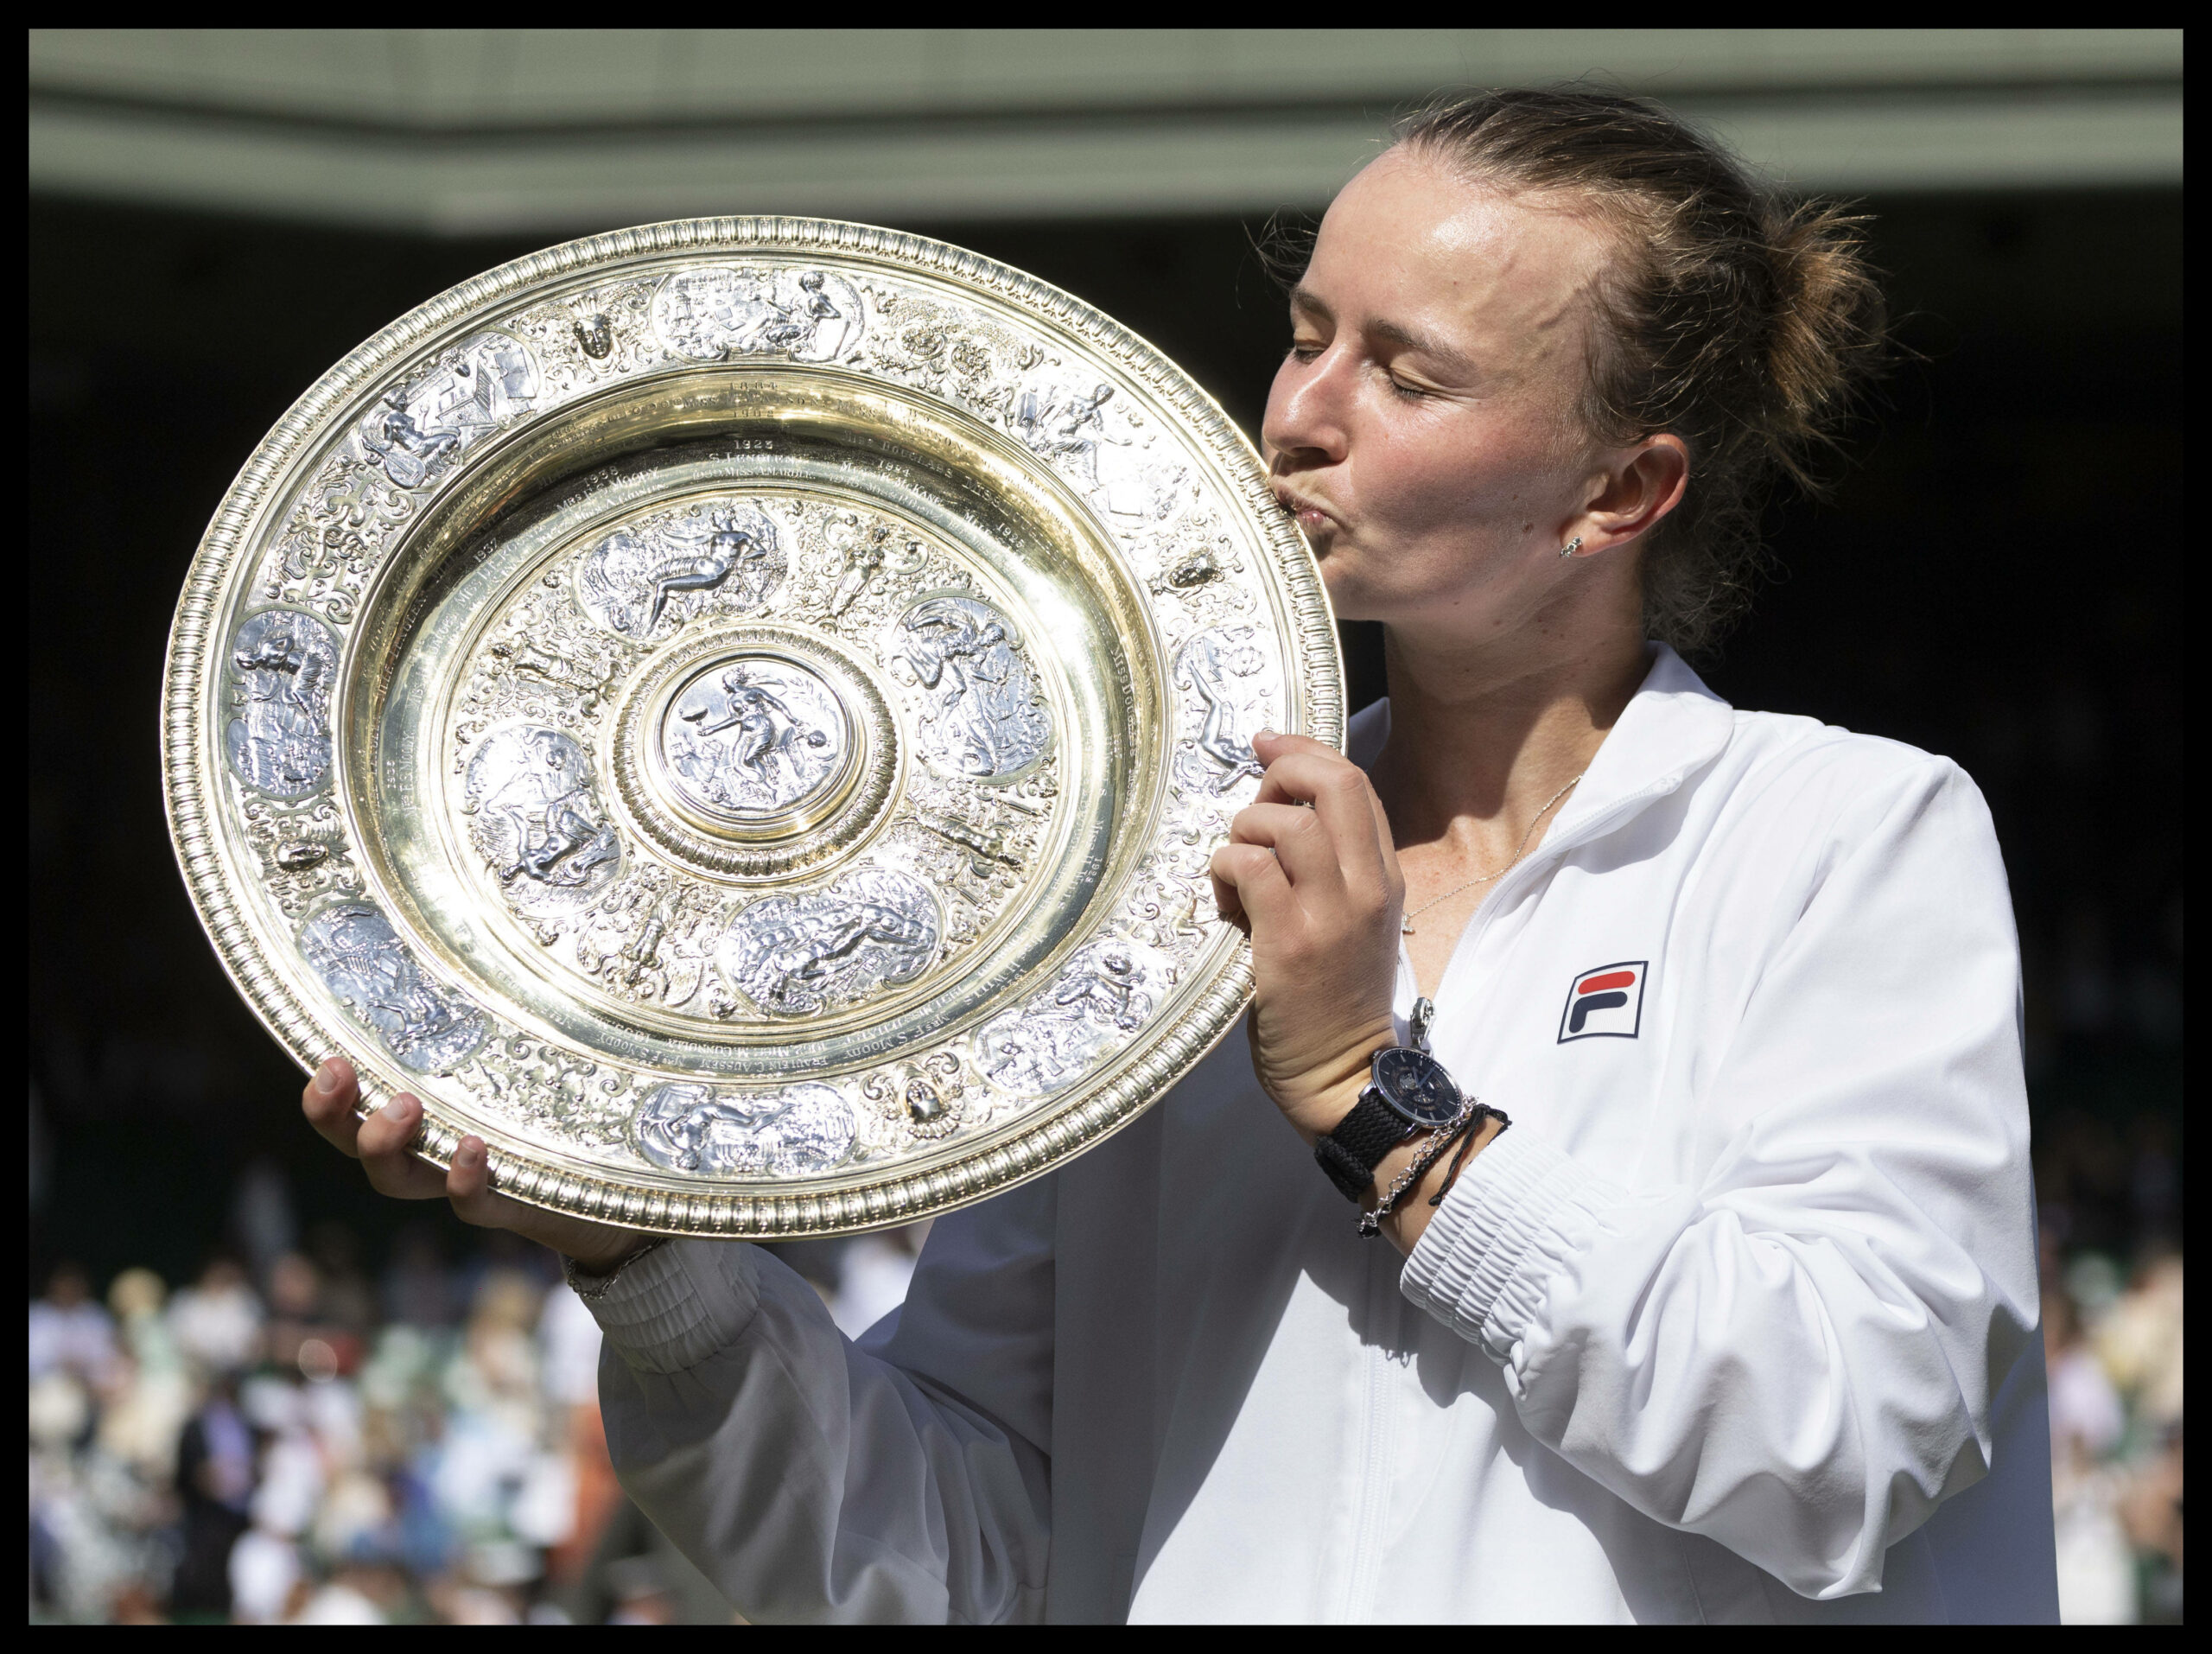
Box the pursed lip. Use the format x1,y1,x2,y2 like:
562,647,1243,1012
1269,483,1338,530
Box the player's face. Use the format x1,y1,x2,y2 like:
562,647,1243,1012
1262,148,1618,639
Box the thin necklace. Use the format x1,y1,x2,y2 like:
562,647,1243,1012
1399,771,1587,935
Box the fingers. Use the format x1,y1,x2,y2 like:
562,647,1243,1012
1211,840,1297,934
353,1091,456,1200
1252,736,1395,881
446,1135,524,1230
1230,801,1348,899
301,1057,364,1155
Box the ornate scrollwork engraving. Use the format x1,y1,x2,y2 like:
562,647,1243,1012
888,595,1052,779
578,500,784,640
714,866,941,1017
462,725,623,916
635,1080,855,1177
225,609,338,797
298,902,486,1073
860,1049,969,1140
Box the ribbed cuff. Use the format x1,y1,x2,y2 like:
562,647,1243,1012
580,1237,763,1375
1400,1128,1621,1365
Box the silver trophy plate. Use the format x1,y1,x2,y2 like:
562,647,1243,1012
162,219,1341,1237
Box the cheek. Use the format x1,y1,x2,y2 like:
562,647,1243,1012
1367,413,1561,539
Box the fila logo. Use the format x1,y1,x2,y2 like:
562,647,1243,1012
1559,961,1648,1042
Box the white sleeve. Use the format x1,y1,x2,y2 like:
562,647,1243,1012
1402,758,2041,1600
587,1176,1058,1624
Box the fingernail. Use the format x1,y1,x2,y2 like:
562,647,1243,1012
1255,728,1277,741
313,1060,342,1095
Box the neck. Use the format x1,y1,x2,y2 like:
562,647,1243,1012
1369,619,1648,851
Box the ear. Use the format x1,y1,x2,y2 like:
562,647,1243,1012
1569,434,1689,556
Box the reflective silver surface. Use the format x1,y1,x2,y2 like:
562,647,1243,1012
164,219,1341,1237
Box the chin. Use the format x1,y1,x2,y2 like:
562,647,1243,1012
1316,562,1389,625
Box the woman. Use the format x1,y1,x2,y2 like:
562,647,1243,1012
303,91,2055,1621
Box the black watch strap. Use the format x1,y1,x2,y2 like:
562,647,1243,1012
1314,1090,1411,1202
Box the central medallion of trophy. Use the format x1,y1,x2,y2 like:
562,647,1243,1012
615,625,901,881
658,654,851,829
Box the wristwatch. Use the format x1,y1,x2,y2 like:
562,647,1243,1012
1315,1021,1465,1202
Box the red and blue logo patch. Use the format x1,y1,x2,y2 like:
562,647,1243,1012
1558,961,1647,1042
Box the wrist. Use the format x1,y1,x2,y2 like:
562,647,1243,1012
1270,1021,1397,1142
1377,1112,1506,1255
563,1231,655,1278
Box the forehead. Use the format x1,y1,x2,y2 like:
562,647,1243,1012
1306,149,1615,359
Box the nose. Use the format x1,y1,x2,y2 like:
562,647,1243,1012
1262,345,1351,472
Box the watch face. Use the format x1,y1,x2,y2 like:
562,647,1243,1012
1370,1046,1461,1127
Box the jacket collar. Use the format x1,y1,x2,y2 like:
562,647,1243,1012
1348,643,1736,853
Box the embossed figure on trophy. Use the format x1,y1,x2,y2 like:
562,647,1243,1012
896,596,1052,779
572,311,615,360
743,896,931,1009
359,333,537,489
1052,945,1151,1032
974,940,1164,1096
1175,627,1269,792
498,732,618,886
682,666,830,789
581,505,785,640
298,903,484,1072
827,518,892,616
488,635,612,713
365,393,462,486
1011,382,1126,487
648,524,767,632
715,868,941,1017
759,270,842,352
635,1081,855,1177
226,611,337,796
652,267,862,364
465,728,621,909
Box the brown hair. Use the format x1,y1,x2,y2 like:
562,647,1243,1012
1391,89,1891,656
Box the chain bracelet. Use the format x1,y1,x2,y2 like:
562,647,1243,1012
563,1237,672,1303
1357,1097,1488,1238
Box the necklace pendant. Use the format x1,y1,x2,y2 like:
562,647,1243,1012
1400,917,1415,935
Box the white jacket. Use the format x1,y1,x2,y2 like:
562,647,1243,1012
585,646,2057,1623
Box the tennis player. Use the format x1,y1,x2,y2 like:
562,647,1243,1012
305,90,2056,1622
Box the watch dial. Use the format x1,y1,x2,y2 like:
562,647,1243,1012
1371,1047,1461,1127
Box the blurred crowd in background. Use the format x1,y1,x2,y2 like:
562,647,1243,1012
28,1128,2182,1623
28,1209,926,1625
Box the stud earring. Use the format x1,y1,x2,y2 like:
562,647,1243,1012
1558,536,1583,559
